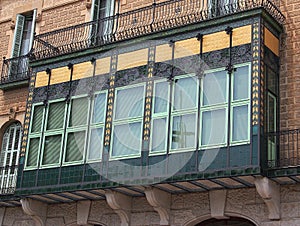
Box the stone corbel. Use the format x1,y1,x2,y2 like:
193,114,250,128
209,189,228,219
145,187,171,225
77,200,91,225
105,190,132,226
254,177,280,220
21,198,48,226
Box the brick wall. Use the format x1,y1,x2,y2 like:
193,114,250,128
279,1,300,130
39,0,87,33
0,21,10,72
119,0,167,13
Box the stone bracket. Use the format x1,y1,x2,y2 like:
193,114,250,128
209,189,228,219
145,187,171,225
105,190,132,226
254,177,280,220
77,200,91,225
21,198,48,226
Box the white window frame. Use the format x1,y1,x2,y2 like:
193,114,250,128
0,122,22,194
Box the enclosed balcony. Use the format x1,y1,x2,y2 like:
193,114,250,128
9,0,286,207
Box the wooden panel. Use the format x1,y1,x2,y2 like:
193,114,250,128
95,57,111,75
35,71,48,87
203,25,252,53
50,67,70,85
175,38,200,59
156,44,173,62
264,27,279,56
118,48,148,70
72,61,93,81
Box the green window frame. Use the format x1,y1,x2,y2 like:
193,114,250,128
170,74,198,152
25,103,45,170
87,91,107,162
150,80,170,155
111,83,146,159
40,99,67,168
63,95,90,165
200,63,251,148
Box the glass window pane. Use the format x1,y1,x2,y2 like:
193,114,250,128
232,105,249,142
154,82,169,114
115,86,144,119
88,128,103,160
65,131,86,162
267,69,278,95
174,77,197,110
171,114,196,149
92,93,106,124
26,138,39,167
151,118,167,153
203,71,227,106
112,122,142,157
201,109,226,146
268,94,276,133
233,65,249,100
42,135,61,165
69,98,88,127
47,102,65,130
31,105,44,133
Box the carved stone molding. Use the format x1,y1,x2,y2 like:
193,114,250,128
105,190,132,226
21,198,48,226
254,177,280,220
145,187,171,225
209,189,228,219
77,200,91,225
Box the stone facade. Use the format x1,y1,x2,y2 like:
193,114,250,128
0,184,300,225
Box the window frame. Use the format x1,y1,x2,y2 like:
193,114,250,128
62,95,90,166
169,73,199,153
87,90,108,163
40,99,67,169
149,79,170,156
25,102,45,170
110,83,146,160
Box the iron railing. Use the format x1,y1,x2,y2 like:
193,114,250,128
1,55,30,85
266,129,300,169
31,0,285,60
0,165,18,195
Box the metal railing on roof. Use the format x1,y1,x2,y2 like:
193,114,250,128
30,0,285,60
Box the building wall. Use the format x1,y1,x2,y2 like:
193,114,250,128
279,0,300,130
1,184,300,225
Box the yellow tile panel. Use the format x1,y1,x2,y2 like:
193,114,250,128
50,67,70,85
264,27,279,56
35,71,48,88
203,25,251,53
155,44,173,62
175,38,200,59
95,57,111,75
118,48,148,70
72,62,93,81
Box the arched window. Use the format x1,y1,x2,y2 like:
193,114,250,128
0,122,22,194
197,217,255,226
